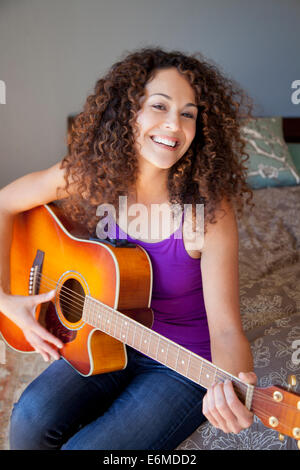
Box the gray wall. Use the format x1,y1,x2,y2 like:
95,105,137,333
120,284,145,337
0,0,299,187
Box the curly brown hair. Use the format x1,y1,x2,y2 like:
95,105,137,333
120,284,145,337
57,46,254,236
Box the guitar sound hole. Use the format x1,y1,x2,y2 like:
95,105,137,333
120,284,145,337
59,278,85,323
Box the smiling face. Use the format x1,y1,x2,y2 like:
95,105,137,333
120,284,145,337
133,67,198,170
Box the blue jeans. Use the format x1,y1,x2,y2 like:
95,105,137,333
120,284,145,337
9,346,207,450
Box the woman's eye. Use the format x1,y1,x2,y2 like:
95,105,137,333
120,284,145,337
182,112,195,119
152,104,165,110
152,104,195,119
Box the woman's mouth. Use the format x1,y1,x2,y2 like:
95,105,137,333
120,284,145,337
150,136,180,151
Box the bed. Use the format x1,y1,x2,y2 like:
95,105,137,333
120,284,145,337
0,117,299,451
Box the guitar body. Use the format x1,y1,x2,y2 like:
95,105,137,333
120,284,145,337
0,203,153,376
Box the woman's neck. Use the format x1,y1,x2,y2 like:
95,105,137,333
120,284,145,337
134,162,169,206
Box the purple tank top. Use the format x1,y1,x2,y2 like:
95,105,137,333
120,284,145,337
107,213,211,362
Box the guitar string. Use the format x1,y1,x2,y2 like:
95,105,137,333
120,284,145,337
31,273,300,411
33,272,87,320
33,271,87,302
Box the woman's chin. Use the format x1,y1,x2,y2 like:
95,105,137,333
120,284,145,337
140,154,181,170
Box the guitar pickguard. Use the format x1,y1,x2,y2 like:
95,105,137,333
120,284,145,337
38,301,77,344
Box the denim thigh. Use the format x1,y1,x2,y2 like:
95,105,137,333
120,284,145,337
9,347,207,450
9,354,133,450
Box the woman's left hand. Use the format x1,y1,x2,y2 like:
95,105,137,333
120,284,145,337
202,371,257,434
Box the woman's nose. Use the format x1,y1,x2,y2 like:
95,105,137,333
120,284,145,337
163,112,181,130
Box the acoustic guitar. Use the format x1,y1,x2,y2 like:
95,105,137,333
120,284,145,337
0,202,299,446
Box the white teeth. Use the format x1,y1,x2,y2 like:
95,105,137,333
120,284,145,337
152,136,177,147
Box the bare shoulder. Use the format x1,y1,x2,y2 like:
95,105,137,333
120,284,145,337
0,161,74,215
202,197,237,251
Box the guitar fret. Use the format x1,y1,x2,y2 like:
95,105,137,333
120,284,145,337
198,360,203,386
177,349,189,376
117,317,122,341
95,301,99,328
187,353,191,379
126,320,133,346
149,333,158,360
140,328,145,352
188,355,200,383
156,336,161,359
165,342,170,364
155,338,159,359
212,367,217,385
90,297,93,326
162,338,169,364
143,331,150,354
133,323,137,348
146,331,151,355
91,297,95,326
175,348,180,371
94,299,98,327
107,314,111,334
101,305,105,331
143,330,149,353
121,320,126,342
85,296,89,323
204,365,211,387
113,314,117,338
138,325,143,351
121,319,127,343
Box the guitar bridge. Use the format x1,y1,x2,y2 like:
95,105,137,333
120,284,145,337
29,249,45,295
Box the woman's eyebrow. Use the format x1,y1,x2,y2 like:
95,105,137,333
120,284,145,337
149,93,197,108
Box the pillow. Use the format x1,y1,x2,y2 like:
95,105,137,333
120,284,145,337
287,143,300,174
241,117,300,189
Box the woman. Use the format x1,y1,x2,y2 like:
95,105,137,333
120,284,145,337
0,47,257,450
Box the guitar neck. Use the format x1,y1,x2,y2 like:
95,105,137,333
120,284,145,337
83,295,253,408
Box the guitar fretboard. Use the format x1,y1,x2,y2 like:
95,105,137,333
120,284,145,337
83,295,251,405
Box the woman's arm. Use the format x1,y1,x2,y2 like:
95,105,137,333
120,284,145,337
0,162,70,360
0,161,69,294
200,197,256,433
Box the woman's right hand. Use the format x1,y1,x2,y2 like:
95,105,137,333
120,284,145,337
0,289,63,362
